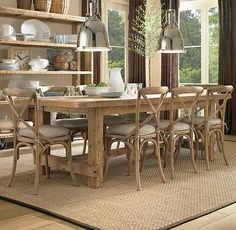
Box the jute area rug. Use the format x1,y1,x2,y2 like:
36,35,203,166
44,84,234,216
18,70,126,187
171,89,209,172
1,141,236,230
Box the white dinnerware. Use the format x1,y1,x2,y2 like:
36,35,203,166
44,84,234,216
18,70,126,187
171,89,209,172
100,91,122,98
85,87,109,96
29,56,49,71
21,19,51,42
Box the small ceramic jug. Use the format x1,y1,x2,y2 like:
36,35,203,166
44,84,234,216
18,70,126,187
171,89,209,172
108,68,125,92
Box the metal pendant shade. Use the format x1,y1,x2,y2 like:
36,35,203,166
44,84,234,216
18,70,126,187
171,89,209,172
76,0,111,52
158,9,185,53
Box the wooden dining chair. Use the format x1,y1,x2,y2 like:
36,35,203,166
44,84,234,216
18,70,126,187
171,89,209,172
192,85,233,170
105,86,168,191
166,86,204,179
4,88,77,195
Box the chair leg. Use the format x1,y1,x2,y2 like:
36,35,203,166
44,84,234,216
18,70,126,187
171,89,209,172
170,135,175,179
44,148,50,179
189,136,198,173
33,143,41,195
82,132,87,155
7,146,19,187
134,139,141,191
155,143,166,183
204,129,210,171
66,140,78,186
103,137,112,179
218,131,229,165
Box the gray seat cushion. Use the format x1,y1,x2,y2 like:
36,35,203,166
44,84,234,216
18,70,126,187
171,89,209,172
182,116,205,125
54,115,126,129
18,125,70,139
182,116,221,126
173,122,190,132
149,119,170,130
106,123,155,136
54,118,88,128
104,115,127,125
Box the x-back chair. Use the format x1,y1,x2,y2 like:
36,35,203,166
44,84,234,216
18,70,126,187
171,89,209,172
4,88,77,195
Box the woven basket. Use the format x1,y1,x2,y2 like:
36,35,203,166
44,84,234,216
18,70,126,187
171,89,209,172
33,0,52,12
50,0,69,14
17,0,32,10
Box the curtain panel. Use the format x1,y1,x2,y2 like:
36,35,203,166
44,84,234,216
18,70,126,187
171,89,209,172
160,0,179,90
81,0,101,84
218,0,236,134
128,0,146,86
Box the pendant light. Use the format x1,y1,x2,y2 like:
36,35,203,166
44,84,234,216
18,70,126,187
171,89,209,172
76,0,111,52
157,0,185,53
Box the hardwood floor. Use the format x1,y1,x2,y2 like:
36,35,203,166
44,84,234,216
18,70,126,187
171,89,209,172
0,199,87,230
1,198,236,230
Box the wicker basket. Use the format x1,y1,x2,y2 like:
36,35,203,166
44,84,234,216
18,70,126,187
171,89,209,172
17,0,32,10
50,0,69,14
33,0,52,12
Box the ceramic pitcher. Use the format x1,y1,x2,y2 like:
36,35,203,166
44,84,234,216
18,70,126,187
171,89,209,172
108,68,125,92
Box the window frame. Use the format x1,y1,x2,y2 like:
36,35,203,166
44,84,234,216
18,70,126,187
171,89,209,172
101,0,129,83
179,0,218,84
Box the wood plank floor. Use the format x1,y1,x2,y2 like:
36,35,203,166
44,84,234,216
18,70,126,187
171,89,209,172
1,198,236,230
0,199,87,230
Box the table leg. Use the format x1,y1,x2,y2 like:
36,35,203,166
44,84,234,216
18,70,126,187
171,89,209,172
87,108,104,188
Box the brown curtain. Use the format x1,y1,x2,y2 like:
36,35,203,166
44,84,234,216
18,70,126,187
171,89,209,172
128,0,146,86
81,0,101,84
160,0,179,91
218,0,236,134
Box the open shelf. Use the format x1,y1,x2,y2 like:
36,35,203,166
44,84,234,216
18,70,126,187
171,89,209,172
0,7,85,24
0,40,77,49
0,70,92,75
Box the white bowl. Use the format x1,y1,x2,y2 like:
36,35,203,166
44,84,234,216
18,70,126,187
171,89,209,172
85,87,109,96
29,56,49,71
2,59,16,64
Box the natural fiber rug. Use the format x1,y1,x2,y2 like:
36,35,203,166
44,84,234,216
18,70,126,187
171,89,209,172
1,142,236,230
225,135,236,142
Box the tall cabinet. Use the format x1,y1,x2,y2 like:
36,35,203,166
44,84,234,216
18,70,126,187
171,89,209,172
0,6,93,141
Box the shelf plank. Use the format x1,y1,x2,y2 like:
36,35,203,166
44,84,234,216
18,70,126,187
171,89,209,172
0,132,13,139
0,70,92,75
0,7,86,24
0,40,77,49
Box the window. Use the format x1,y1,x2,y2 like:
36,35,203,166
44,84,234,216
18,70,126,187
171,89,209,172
103,0,129,82
179,0,219,85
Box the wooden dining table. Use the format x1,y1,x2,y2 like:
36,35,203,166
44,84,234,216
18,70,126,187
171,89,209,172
39,93,222,189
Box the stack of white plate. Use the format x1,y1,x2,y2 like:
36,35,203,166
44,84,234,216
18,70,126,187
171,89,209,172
0,35,16,41
0,62,19,70
21,19,51,42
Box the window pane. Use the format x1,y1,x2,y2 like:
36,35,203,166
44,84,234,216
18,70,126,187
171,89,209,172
108,9,125,46
180,9,201,46
179,47,201,83
108,47,125,80
208,7,219,83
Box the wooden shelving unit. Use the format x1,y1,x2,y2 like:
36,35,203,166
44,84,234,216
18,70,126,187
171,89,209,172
0,6,93,85
0,70,92,75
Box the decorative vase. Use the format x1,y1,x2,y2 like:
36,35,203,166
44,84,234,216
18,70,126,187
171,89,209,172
108,68,125,92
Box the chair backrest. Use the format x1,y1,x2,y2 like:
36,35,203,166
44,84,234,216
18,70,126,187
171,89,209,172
4,88,52,144
135,86,169,136
170,86,204,128
205,85,233,124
